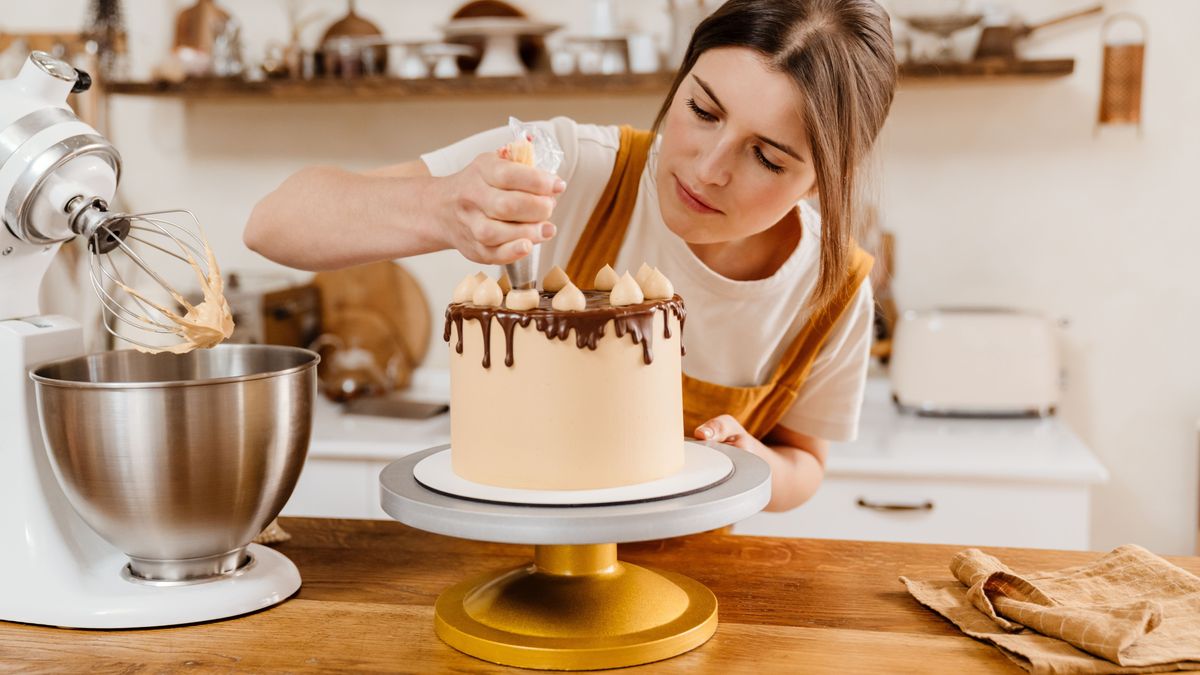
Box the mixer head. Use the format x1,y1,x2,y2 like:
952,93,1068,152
0,51,232,352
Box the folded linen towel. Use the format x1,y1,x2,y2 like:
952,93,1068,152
901,545,1200,674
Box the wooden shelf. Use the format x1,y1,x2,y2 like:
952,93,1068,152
899,58,1075,79
101,58,1074,101
102,71,679,101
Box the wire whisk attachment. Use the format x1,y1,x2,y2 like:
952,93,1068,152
74,201,234,354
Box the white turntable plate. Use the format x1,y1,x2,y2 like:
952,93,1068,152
413,441,734,506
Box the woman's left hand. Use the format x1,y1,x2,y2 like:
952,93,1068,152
694,414,764,455
695,414,830,512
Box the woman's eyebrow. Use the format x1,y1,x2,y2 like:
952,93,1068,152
692,74,727,112
692,74,804,163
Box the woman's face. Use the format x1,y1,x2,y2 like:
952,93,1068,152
656,47,816,245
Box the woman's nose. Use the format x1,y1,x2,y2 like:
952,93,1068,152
695,143,732,188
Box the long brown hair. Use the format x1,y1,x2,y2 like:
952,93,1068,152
654,0,896,310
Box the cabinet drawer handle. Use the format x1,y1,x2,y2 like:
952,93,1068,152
856,497,935,512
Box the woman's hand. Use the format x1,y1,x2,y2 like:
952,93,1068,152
694,414,761,455
694,415,829,512
436,151,566,265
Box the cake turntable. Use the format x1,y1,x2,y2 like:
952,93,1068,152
379,440,771,670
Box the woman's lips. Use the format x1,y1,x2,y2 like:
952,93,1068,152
673,175,721,215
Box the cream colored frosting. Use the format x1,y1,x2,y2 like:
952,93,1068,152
453,274,482,303
641,267,675,300
449,292,684,490
507,138,535,166
542,265,570,292
635,262,654,288
552,281,586,311
472,277,504,307
610,271,645,306
594,264,619,291
125,240,235,354
505,288,540,310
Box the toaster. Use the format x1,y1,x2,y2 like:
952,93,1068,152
890,308,1061,417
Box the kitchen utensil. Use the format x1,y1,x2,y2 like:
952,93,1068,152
319,0,386,78
32,345,317,581
1097,13,1146,133
589,0,619,38
903,13,983,62
421,43,476,79
0,51,308,628
2,53,226,353
566,35,629,75
223,273,321,347
447,1,545,75
312,261,431,392
343,395,448,419
413,441,732,506
498,118,564,291
380,442,770,669
310,309,401,401
890,308,1061,417
171,0,231,76
974,4,1104,62
386,41,430,79
627,33,662,74
84,0,128,80
440,17,561,77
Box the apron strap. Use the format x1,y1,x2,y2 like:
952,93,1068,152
741,247,874,437
564,125,656,286
563,124,876,442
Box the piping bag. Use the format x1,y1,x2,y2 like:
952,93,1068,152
501,117,564,290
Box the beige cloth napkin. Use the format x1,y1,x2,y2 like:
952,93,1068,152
901,545,1200,674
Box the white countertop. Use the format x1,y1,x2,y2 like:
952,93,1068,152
311,368,451,461
310,370,1108,485
832,378,1108,484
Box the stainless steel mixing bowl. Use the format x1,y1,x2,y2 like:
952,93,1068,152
31,344,319,583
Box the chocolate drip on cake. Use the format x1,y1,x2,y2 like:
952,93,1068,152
444,309,466,355
444,291,685,368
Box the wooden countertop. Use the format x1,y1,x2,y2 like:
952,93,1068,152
5,518,1198,673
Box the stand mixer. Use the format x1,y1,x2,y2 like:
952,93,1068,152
0,52,316,628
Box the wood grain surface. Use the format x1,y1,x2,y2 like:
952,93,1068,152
100,59,1075,102
3,518,1197,674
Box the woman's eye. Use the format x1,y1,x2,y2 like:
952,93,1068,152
686,98,717,122
754,146,785,174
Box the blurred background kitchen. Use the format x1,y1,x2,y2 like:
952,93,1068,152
3,0,1196,556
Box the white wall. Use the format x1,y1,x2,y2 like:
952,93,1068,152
5,0,1198,555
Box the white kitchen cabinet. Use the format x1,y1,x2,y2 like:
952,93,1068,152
734,476,1093,549
286,371,1109,550
735,379,1108,549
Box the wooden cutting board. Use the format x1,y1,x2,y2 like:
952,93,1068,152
312,261,431,390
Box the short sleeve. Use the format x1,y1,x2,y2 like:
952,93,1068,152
420,116,584,184
776,279,875,442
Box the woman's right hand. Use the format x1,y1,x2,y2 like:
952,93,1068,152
436,151,566,265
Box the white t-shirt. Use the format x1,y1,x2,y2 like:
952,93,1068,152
422,117,874,442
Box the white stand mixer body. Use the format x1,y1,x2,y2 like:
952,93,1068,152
0,54,118,319
0,318,302,628
0,54,302,628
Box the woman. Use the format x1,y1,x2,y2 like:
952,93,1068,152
245,0,897,512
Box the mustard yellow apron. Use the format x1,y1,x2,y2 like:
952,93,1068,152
564,126,874,440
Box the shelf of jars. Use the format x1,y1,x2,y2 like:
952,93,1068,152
100,58,1074,101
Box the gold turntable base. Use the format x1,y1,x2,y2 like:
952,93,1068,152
434,544,717,670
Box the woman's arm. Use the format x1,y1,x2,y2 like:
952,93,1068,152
695,415,828,512
244,155,564,271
